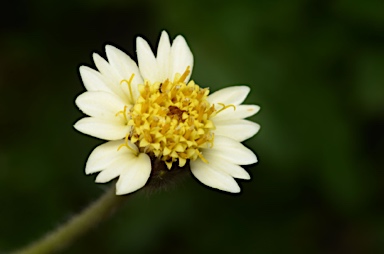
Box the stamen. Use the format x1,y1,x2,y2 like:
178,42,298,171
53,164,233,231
207,105,216,117
183,127,193,139
117,134,138,155
162,79,170,92
196,150,208,164
178,66,191,83
154,93,167,105
196,136,207,146
143,129,152,143
215,103,236,115
208,132,215,148
120,73,135,103
115,105,129,123
160,123,170,135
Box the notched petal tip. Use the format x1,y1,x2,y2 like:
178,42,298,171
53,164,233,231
95,169,118,183
190,160,242,193
202,153,252,180
115,153,151,195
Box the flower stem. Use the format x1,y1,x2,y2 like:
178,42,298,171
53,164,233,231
13,185,127,254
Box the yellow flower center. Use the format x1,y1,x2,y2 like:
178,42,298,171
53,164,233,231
120,67,217,169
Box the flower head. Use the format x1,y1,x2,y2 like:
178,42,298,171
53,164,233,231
75,31,260,195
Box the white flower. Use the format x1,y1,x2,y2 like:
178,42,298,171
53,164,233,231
74,31,260,195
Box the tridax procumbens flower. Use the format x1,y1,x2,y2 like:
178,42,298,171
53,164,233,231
74,31,260,195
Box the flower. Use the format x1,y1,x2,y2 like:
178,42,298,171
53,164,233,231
74,31,260,195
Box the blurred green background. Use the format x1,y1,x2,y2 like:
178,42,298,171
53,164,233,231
1,0,384,253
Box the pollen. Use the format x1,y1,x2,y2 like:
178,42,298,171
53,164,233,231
124,67,217,169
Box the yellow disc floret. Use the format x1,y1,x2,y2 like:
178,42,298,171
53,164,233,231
125,67,216,169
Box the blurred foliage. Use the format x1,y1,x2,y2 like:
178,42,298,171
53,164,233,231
1,0,384,253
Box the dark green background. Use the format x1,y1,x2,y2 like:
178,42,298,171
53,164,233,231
1,0,384,253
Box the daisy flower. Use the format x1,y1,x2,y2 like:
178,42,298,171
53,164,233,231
74,31,260,195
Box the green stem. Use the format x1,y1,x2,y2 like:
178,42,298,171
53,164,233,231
13,186,127,254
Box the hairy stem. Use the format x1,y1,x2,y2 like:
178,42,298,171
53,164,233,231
13,186,127,254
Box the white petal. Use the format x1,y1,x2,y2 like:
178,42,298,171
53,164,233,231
95,164,123,183
213,105,260,122
105,45,143,102
136,36,158,82
75,91,128,120
105,45,141,81
92,53,127,99
86,140,126,174
190,159,240,193
203,152,250,179
93,53,120,82
208,86,250,106
156,31,171,82
170,35,193,82
214,119,260,142
116,153,152,195
206,135,257,165
79,66,113,93
74,117,130,140
95,154,137,183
